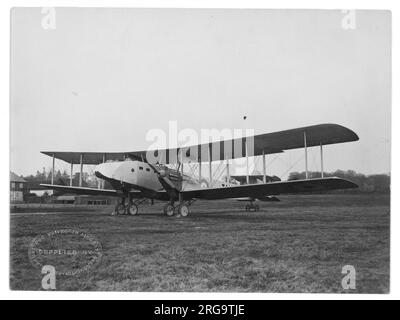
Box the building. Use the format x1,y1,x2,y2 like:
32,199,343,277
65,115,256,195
76,195,115,205
54,195,76,204
10,172,27,203
53,195,115,205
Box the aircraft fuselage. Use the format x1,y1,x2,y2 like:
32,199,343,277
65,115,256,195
94,160,201,197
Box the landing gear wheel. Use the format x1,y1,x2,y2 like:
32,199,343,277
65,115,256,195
245,205,250,212
127,204,139,216
116,203,126,215
164,204,175,217
255,205,260,212
178,205,189,217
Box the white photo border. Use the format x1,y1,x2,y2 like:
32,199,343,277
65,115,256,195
1,0,397,300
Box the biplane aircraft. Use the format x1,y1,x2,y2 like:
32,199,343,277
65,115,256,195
41,124,359,217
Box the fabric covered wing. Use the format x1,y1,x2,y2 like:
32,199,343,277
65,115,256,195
181,177,357,200
42,124,359,165
40,184,142,198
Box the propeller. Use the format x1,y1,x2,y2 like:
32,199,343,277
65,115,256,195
147,162,182,194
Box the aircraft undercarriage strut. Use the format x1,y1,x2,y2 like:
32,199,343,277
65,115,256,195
113,196,150,216
163,199,196,217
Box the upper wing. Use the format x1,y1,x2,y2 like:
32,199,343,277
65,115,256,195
40,184,142,198
180,177,358,200
41,123,359,165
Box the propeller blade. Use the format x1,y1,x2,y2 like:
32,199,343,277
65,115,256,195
147,162,180,192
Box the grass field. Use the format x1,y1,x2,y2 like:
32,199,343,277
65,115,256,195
10,194,390,293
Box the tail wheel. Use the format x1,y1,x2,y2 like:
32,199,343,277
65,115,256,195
127,204,139,216
178,205,190,217
116,204,126,215
164,204,175,217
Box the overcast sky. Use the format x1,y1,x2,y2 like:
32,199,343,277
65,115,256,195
10,8,391,178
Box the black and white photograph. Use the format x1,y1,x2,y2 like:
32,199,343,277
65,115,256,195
7,6,392,298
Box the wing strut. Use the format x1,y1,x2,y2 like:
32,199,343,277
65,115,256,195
304,131,308,179
262,150,267,184
79,154,84,187
208,144,212,187
226,160,230,187
245,138,250,184
199,161,202,182
70,161,73,186
320,143,324,178
51,153,55,185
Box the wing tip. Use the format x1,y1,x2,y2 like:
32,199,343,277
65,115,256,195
324,123,360,142
329,176,359,189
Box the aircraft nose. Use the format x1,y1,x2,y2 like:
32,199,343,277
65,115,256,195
94,163,107,180
94,162,120,180
94,170,104,179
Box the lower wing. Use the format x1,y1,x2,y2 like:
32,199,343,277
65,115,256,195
181,177,357,200
40,184,142,198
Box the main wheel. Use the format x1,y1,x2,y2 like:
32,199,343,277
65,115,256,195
164,204,175,217
127,203,139,216
115,203,126,215
255,204,260,212
245,205,250,212
178,205,189,217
